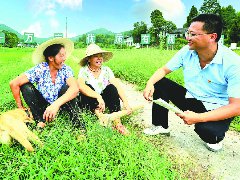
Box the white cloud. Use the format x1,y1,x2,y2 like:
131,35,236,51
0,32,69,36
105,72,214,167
150,0,185,20
55,0,83,9
49,18,59,28
30,0,82,16
45,6,56,16
133,0,186,27
29,0,54,17
21,22,42,37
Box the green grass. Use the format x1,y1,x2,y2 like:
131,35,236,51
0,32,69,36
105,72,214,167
227,45,240,133
1,47,239,179
0,48,183,179
1,113,180,179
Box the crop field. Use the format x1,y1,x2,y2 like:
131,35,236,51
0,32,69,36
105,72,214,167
0,47,239,179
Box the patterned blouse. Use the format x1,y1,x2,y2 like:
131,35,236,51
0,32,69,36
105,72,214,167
78,65,115,94
25,62,74,104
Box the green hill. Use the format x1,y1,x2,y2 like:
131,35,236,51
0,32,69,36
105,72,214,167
0,24,23,38
0,24,50,44
0,24,132,44
71,28,115,41
86,28,114,35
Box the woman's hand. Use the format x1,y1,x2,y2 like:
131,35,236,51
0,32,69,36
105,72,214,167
97,96,105,112
43,103,60,122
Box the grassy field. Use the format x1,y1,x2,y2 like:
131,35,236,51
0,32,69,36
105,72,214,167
0,47,239,179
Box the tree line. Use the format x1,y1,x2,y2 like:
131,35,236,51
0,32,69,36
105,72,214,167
76,0,240,49
1,0,239,49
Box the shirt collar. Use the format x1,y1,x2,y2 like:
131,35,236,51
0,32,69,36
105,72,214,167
211,44,223,64
190,44,223,65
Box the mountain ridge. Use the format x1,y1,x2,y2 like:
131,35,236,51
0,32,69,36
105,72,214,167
0,24,131,44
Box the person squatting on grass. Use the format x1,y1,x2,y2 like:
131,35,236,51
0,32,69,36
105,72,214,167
143,14,240,152
77,44,133,135
9,38,85,130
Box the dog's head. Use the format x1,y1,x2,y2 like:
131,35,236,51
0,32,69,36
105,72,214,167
15,108,34,123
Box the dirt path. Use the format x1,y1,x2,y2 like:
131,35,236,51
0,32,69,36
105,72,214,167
120,80,240,180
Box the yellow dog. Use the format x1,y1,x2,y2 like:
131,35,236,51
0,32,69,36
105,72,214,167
0,108,43,152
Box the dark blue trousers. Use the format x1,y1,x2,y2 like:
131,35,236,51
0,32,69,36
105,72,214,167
152,78,233,144
20,82,84,128
78,84,121,113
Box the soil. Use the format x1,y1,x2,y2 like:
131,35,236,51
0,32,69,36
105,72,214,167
120,80,240,180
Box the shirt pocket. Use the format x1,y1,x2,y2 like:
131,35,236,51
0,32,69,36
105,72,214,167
204,77,227,96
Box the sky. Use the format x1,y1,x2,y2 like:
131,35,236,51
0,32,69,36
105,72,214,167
0,0,240,38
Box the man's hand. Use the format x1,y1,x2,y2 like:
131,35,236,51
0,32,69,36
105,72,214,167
43,104,60,122
177,110,202,125
143,83,154,101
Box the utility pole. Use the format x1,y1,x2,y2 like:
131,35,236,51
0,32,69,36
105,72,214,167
65,17,68,38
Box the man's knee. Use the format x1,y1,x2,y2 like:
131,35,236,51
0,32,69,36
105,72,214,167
153,78,169,98
195,123,225,143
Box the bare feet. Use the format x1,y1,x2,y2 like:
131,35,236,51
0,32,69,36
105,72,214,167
113,123,130,136
37,122,46,128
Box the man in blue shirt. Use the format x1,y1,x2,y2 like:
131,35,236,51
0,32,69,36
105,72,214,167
143,14,240,152
10,38,84,129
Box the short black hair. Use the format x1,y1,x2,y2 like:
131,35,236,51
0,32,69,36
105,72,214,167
191,14,223,42
43,44,64,62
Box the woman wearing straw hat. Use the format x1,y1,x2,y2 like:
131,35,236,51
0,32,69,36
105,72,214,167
10,38,84,129
77,44,135,135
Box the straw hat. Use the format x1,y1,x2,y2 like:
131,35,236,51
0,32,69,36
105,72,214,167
79,44,113,66
32,37,74,65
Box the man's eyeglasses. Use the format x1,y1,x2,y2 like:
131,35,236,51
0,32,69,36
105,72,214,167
185,31,212,38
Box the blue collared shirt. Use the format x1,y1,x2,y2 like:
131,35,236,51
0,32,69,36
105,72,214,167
166,44,240,110
25,62,74,104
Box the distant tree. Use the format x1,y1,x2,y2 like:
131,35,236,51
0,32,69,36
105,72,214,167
96,34,107,45
150,9,166,45
228,12,240,44
96,34,115,47
164,21,177,33
199,0,221,14
75,33,115,48
132,21,147,44
74,41,85,48
221,5,236,35
80,34,87,43
183,6,198,28
123,30,133,37
2,30,19,48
